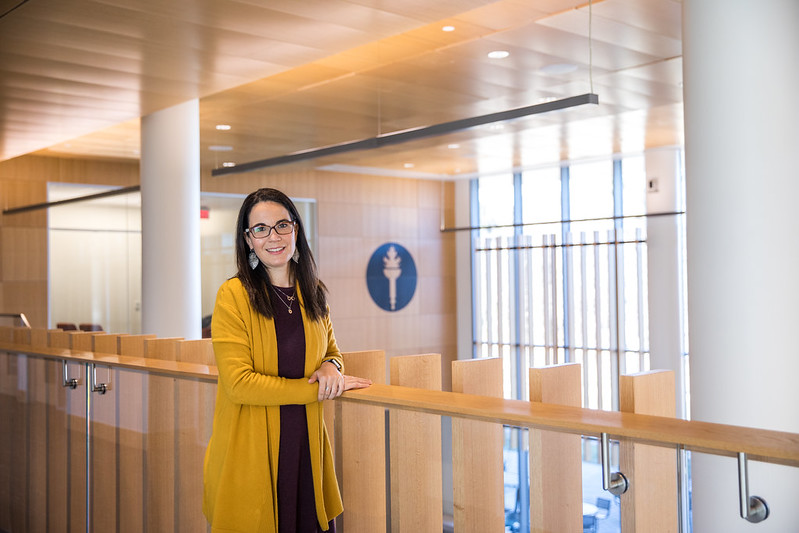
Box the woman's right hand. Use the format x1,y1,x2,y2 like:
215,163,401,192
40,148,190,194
342,374,372,393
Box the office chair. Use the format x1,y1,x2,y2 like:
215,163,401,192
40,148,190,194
583,514,598,533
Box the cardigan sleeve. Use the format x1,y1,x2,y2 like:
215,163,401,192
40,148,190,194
320,309,344,373
211,278,319,407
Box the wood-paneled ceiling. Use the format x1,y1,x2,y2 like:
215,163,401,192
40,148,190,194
0,0,684,180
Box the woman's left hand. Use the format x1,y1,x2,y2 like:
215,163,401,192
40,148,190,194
309,361,345,401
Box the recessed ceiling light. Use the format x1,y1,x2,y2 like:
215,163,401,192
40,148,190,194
209,145,233,151
404,163,415,168
215,124,231,131
222,162,236,167
487,50,509,59
448,143,460,149
442,25,455,32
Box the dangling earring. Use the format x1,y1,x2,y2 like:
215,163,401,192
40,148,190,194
292,249,300,263
248,249,259,270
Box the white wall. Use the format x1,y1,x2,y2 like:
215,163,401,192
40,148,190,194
49,193,142,334
48,187,316,335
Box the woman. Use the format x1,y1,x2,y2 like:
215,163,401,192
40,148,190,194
203,188,371,532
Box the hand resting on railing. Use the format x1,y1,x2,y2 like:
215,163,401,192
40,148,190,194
309,365,371,401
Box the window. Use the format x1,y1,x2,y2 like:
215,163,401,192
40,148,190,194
474,158,650,533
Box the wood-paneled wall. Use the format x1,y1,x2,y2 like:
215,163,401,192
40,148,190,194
203,169,457,386
0,155,139,329
1,155,457,386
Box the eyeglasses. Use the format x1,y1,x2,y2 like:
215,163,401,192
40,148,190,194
245,220,295,239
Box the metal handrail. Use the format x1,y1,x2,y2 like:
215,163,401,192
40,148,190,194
0,313,30,327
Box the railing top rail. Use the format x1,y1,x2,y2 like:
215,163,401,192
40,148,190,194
340,384,799,468
4,340,797,468
0,342,217,382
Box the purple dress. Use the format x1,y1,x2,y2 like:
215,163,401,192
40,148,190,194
272,285,336,533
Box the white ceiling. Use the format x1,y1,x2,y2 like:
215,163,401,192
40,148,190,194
0,0,684,180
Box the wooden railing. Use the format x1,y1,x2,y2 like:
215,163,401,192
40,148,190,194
1,327,798,533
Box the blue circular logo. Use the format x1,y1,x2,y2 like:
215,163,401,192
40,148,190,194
366,243,417,312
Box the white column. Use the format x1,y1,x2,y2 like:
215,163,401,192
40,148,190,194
683,1,799,531
644,147,686,419
140,99,202,339
455,179,473,361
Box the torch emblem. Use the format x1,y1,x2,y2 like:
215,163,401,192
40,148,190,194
366,242,417,312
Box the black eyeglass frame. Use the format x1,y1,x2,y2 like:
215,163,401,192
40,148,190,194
244,219,296,239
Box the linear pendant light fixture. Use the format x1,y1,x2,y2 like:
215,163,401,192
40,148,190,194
211,93,598,177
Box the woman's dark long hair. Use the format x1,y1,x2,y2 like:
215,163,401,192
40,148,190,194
234,188,328,321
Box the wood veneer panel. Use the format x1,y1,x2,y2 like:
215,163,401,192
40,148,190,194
451,357,504,532
44,357,68,533
620,370,678,533
0,350,27,531
47,330,72,533
28,356,47,533
66,334,87,533
389,354,442,533
338,350,387,533
143,338,180,532
12,326,30,345
116,335,148,533
0,351,11,530
90,335,120,533
529,363,583,533
93,333,121,355
30,328,50,347
118,334,156,358
69,331,96,351
175,339,214,532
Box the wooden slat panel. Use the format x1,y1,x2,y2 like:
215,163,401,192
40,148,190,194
620,370,678,533
0,350,28,531
30,328,51,347
12,327,31,345
48,330,72,349
116,335,152,533
69,331,96,351
0,351,10,530
93,333,122,355
451,357,504,532
44,357,68,533
529,363,583,533
389,354,442,533
0,351,10,529
118,334,156,358
47,331,72,533
143,338,180,532
90,335,121,533
67,334,87,533
338,350,387,533
175,339,214,532
28,356,48,533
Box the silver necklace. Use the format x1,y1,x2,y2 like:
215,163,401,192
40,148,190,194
272,286,296,314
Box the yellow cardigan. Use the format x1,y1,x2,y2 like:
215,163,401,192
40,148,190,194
203,277,344,532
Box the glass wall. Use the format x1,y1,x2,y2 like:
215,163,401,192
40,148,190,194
48,184,142,334
47,184,316,335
